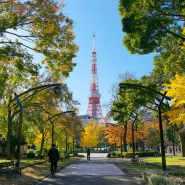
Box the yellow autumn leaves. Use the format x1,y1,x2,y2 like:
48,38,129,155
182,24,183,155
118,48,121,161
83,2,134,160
163,74,185,126
80,120,102,148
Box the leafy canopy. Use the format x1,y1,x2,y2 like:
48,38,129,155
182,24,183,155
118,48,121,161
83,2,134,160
0,0,79,77
163,74,185,126
118,0,185,54
80,120,101,148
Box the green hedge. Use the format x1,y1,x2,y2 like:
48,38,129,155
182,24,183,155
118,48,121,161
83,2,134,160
27,149,35,158
122,151,155,158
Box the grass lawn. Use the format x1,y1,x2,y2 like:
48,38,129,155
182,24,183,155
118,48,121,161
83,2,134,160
143,155,185,178
0,156,81,185
119,161,161,179
120,155,185,182
0,156,46,166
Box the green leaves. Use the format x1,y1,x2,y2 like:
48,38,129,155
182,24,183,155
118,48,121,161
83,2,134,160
119,0,185,54
0,0,79,77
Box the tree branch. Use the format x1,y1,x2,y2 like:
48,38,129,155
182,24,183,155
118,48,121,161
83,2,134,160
4,31,35,38
146,0,185,19
0,41,42,52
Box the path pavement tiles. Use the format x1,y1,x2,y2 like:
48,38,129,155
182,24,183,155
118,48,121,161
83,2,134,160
35,155,146,185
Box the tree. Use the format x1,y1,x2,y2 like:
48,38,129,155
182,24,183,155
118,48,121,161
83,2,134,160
163,74,185,157
102,124,124,150
80,120,101,148
0,46,40,159
0,0,79,77
104,71,137,110
144,120,160,148
152,33,185,79
0,69,78,159
110,77,149,157
118,0,185,55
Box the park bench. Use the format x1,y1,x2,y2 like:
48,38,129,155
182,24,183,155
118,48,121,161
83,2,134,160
0,161,22,177
131,155,140,162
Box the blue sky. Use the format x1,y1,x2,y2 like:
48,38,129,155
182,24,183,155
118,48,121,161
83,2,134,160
63,0,155,116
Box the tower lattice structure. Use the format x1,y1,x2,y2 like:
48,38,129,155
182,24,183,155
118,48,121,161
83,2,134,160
87,33,104,123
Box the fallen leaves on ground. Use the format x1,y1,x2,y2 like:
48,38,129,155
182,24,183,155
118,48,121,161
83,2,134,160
0,157,80,185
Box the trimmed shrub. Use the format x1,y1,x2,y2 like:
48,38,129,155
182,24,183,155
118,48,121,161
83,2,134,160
123,151,155,158
150,174,165,185
38,154,45,159
27,149,35,158
35,149,41,156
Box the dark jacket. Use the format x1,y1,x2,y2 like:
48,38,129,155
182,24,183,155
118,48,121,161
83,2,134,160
87,148,90,155
48,147,60,163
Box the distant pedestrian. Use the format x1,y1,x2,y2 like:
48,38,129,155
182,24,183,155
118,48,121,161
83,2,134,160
87,147,90,161
154,149,158,157
48,144,60,177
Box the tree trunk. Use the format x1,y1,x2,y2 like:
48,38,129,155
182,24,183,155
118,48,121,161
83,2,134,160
65,131,67,154
7,106,12,160
132,123,135,159
2,146,5,157
179,132,185,157
123,123,127,152
142,140,145,153
172,128,175,156
135,125,138,151
135,143,138,151
73,137,74,153
40,133,44,156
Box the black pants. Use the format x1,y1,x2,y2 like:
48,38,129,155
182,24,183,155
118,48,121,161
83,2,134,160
50,162,57,173
87,154,90,161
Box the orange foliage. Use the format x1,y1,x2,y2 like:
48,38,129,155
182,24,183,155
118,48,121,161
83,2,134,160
102,123,149,146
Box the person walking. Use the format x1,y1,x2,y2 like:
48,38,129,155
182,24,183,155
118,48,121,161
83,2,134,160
87,147,90,161
154,149,158,157
48,144,60,177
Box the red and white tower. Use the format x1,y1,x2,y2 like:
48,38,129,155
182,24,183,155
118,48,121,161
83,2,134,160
87,33,104,123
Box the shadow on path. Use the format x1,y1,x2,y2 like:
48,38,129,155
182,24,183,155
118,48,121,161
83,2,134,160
35,155,146,185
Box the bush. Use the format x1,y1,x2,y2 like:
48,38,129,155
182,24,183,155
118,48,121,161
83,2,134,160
58,147,65,156
150,174,165,185
42,148,49,156
67,150,72,155
38,154,45,159
27,149,35,158
168,170,185,176
12,151,16,157
127,149,133,153
35,149,41,156
27,149,34,153
122,151,155,158
111,151,116,157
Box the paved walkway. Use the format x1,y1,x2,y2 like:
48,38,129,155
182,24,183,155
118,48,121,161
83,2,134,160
35,154,146,185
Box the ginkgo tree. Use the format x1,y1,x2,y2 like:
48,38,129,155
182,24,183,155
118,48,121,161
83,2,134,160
80,120,101,148
0,0,79,77
163,74,185,157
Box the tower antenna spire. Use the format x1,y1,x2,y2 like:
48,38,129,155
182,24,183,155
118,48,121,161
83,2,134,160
93,30,95,52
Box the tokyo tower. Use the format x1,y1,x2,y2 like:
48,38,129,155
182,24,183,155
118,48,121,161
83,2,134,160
87,33,104,123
